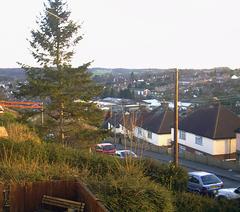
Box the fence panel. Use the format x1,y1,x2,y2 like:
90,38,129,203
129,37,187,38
9,183,25,212
0,184,3,212
77,182,107,212
8,180,107,212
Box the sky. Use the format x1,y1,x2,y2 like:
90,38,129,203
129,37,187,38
1,0,240,69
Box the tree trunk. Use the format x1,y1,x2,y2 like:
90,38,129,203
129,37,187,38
60,102,65,145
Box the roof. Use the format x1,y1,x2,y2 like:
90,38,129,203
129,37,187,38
97,143,113,146
120,110,149,130
142,99,161,107
179,104,240,139
105,113,124,128
116,150,134,153
140,107,174,134
188,171,214,177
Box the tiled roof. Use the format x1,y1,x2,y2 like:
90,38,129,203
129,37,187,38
141,107,174,134
179,104,240,139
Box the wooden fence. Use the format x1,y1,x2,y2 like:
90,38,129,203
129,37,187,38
0,180,107,212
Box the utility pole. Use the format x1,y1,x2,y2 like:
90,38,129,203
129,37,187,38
174,68,179,167
41,102,44,126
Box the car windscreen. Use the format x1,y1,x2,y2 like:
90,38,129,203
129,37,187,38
103,145,115,151
201,174,221,185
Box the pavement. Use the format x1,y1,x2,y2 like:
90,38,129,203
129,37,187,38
116,143,240,183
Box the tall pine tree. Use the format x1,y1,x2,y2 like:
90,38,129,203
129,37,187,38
18,0,103,144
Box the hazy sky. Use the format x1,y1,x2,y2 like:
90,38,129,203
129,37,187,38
1,0,240,69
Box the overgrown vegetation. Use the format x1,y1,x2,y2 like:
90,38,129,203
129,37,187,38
0,119,239,211
0,103,239,212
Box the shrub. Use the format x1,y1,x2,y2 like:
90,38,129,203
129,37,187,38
0,112,17,125
143,158,188,191
174,192,240,212
0,158,82,183
87,169,174,212
5,122,41,144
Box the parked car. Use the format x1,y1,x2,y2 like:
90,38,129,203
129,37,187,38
215,186,240,200
187,171,223,196
115,150,138,159
94,143,116,155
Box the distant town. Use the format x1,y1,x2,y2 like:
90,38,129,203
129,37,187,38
1,66,240,161
1,67,240,115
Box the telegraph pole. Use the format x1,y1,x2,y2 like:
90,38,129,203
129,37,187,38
174,68,179,167
41,102,44,126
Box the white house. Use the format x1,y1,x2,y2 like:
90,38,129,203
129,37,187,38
171,104,240,159
134,107,173,146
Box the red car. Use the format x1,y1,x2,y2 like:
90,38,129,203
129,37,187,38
94,143,116,155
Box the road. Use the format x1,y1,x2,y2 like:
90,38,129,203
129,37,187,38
116,144,240,188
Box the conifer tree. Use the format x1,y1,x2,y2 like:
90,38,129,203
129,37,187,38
18,0,103,144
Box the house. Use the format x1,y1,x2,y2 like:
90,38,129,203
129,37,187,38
235,128,240,162
133,89,151,97
103,109,149,140
172,104,240,159
135,107,174,146
103,111,124,134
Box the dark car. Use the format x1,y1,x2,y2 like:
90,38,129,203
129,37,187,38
187,171,223,196
94,143,116,155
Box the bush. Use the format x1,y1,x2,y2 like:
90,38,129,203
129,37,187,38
5,122,41,144
0,112,17,125
174,192,240,212
88,169,174,212
143,158,188,191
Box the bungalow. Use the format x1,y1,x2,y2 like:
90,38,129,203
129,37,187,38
103,109,148,137
135,107,174,146
103,112,124,134
172,104,240,160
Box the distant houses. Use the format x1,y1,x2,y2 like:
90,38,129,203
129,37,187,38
104,101,240,160
104,106,174,147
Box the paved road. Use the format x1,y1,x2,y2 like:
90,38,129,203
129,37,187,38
116,144,240,188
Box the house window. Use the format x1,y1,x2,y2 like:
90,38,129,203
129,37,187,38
179,130,186,140
138,128,142,136
195,136,203,146
147,131,152,139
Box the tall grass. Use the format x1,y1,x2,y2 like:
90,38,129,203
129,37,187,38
5,122,41,144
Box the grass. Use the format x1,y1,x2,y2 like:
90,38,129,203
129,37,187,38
5,122,41,144
2,119,238,211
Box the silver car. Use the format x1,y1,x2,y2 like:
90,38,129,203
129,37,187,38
187,171,223,196
115,150,138,159
216,186,240,200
